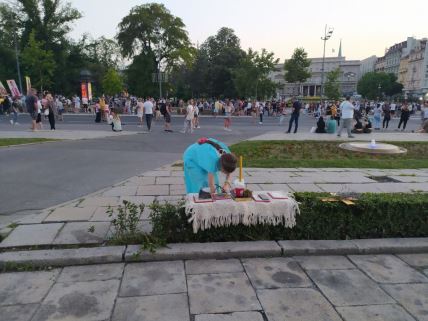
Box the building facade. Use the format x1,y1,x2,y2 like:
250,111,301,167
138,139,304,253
360,55,377,78
270,56,360,99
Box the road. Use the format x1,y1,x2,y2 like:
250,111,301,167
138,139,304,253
0,112,423,225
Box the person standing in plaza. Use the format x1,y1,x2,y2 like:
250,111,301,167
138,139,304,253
26,88,38,131
143,97,154,132
398,103,410,131
10,96,20,125
258,101,264,124
382,103,391,129
286,98,301,134
373,103,382,130
163,101,173,132
279,103,287,125
46,93,56,130
182,99,194,134
74,95,80,113
224,100,233,131
336,96,356,138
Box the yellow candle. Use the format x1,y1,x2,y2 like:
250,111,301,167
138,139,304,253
239,156,243,181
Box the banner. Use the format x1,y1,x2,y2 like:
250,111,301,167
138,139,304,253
6,80,21,97
25,76,31,95
87,82,92,100
81,82,88,99
0,81,8,96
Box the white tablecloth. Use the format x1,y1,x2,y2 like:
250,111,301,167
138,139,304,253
185,191,300,233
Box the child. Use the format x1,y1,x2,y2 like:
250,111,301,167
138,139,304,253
108,109,122,132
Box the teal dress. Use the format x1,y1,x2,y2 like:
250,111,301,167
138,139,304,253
183,138,230,194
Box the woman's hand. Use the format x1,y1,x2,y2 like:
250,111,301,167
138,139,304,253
208,173,216,195
222,181,231,193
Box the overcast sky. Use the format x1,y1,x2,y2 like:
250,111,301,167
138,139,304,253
69,0,427,61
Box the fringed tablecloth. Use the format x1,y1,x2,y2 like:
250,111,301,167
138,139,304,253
185,191,300,233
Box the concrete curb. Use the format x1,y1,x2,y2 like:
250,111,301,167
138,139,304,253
0,238,427,269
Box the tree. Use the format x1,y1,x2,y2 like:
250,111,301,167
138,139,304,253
21,31,56,91
102,69,123,96
357,72,403,100
324,67,341,100
232,48,278,99
117,3,192,68
284,48,311,95
125,52,158,97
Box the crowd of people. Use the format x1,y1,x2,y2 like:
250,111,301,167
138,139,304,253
1,91,428,134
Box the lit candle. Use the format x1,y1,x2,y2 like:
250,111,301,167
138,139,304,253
239,156,243,182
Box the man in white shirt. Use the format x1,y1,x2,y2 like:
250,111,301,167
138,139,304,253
143,97,154,131
182,99,194,134
337,96,356,138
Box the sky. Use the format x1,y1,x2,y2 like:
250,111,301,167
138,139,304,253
69,0,428,62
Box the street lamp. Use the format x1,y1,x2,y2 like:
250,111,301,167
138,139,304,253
378,83,382,101
320,25,334,100
344,72,356,95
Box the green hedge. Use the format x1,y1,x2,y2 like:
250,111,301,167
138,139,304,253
149,193,428,243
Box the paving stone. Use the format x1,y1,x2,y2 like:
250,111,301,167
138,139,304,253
120,261,186,297
125,176,156,185
78,196,121,207
125,241,281,261
0,246,125,268
155,195,186,203
136,184,169,196
351,238,428,254
156,176,184,185
16,212,50,225
389,175,428,183
258,288,342,321
307,269,394,306
170,184,186,195
374,183,415,193
407,183,428,192
257,184,293,192
119,195,156,205
143,170,171,177
195,311,264,321
58,263,124,283
0,223,63,248
279,240,359,255
112,293,189,321
32,279,120,321
0,270,59,306
187,272,261,314
295,255,355,270
171,170,185,177
101,186,138,197
382,283,428,321
89,206,117,222
337,304,417,321
398,254,428,267
44,207,97,222
318,183,382,193
242,257,311,289
52,222,110,245
288,183,324,192
349,254,428,283
0,304,40,321
185,259,243,275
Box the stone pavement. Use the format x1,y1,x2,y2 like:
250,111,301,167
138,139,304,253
1,254,428,321
1,165,428,248
249,131,428,141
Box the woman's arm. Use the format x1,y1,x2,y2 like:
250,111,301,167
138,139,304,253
208,173,216,194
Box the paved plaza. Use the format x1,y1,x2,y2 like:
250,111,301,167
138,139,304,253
0,254,427,321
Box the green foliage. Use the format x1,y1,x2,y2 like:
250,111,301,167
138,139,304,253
125,52,158,97
232,48,279,99
324,67,341,100
102,68,123,96
357,72,404,100
148,193,428,243
284,48,311,92
21,31,56,91
230,140,428,169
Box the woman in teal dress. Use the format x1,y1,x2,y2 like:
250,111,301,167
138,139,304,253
183,138,237,194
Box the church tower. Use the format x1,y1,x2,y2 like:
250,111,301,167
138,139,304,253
338,39,343,58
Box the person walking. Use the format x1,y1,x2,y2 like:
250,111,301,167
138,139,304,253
10,96,19,125
46,93,56,130
26,88,38,131
382,103,391,129
279,103,287,125
143,97,154,132
286,98,301,134
398,103,410,131
163,101,173,132
182,99,194,134
258,101,264,124
373,103,382,130
337,96,356,138
224,100,233,131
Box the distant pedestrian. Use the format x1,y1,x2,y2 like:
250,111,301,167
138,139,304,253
279,104,287,125
46,93,55,130
163,101,173,132
26,88,38,131
224,100,232,131
373,104,382,130
10,96,19,125
286,98,301,134
136,99,144,127
143,97,154,132
382,104,391,129
182,99,194,134
398,103,410,131
337,96,356,138
258,102,264,124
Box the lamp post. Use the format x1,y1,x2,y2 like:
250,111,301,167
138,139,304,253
320,25,334,100
344,72,356,96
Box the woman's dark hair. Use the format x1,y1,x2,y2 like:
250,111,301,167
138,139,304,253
199,139,237,173
220,153,237,173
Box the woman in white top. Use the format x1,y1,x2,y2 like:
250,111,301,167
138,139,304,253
224,100,233,131
182,99,194,134
136,99,144,127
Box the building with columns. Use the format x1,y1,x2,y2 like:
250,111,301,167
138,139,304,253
269,56,360,99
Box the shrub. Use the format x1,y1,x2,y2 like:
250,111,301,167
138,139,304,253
149,193,428,243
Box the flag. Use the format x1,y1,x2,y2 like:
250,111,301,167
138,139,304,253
6,80,21,97
0,81,8,96
25,76,31,95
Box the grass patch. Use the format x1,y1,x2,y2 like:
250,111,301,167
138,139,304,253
0,138,57,147
231,140,428,169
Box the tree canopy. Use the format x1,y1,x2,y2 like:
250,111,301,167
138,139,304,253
324,67,341,100
284,48,311,86
357,72,403,100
